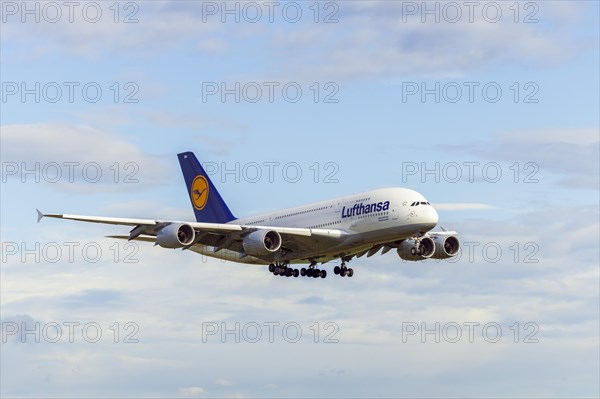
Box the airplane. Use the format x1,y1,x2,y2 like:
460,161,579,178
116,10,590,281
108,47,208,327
37,151,460,279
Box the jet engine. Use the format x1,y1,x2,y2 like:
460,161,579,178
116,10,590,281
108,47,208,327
156,223,196,248
430,234,460,259
397,236,435,261
242,230,282,256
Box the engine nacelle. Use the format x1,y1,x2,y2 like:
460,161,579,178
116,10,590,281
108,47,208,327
242,230,282,256
397,237,435,261
430,234,460,259
156,223,196,248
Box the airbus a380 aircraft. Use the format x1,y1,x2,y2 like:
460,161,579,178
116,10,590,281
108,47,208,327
38,152,460,279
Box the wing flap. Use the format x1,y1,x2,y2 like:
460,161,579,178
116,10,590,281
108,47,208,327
108,234,156,243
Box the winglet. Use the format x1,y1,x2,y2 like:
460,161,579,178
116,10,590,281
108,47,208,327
36,208,44,223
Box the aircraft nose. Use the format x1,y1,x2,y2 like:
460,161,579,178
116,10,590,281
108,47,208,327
422,204,438,228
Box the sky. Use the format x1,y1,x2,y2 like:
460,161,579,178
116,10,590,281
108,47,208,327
1,0,599,397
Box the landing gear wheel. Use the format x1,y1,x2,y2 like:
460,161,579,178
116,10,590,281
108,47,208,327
347,268,354,277
274,267,280,275
293,269,299,278
300,268,307,276
334,266,340,275
285,268,292,277
268,264,275,273
312,269,320,278
340,268,347,277
320,270,327,278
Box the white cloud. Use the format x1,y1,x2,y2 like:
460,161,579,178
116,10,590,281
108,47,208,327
265,1,591,81
438,127,600,190
433,203,496,211
1,2,592,80
179,387,206,398
1,123,169,192
500,128,599,145
1,2,224,60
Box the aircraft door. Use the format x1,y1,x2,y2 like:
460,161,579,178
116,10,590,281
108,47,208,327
392,204,399,219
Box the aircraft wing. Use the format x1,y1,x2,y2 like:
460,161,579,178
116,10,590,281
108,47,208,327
37,209,241,233
37,209,348,257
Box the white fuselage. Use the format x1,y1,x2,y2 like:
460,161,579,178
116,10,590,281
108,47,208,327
190,187,439,265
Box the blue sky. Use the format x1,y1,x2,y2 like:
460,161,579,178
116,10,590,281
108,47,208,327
1,1,599,397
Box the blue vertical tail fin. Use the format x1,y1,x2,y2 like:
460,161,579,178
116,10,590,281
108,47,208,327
177,152,236,223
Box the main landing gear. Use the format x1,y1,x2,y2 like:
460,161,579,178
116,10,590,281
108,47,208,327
333,257,354,277
269,262,300,277
268,261,326,278
300,261,327,279
268,257,355,279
